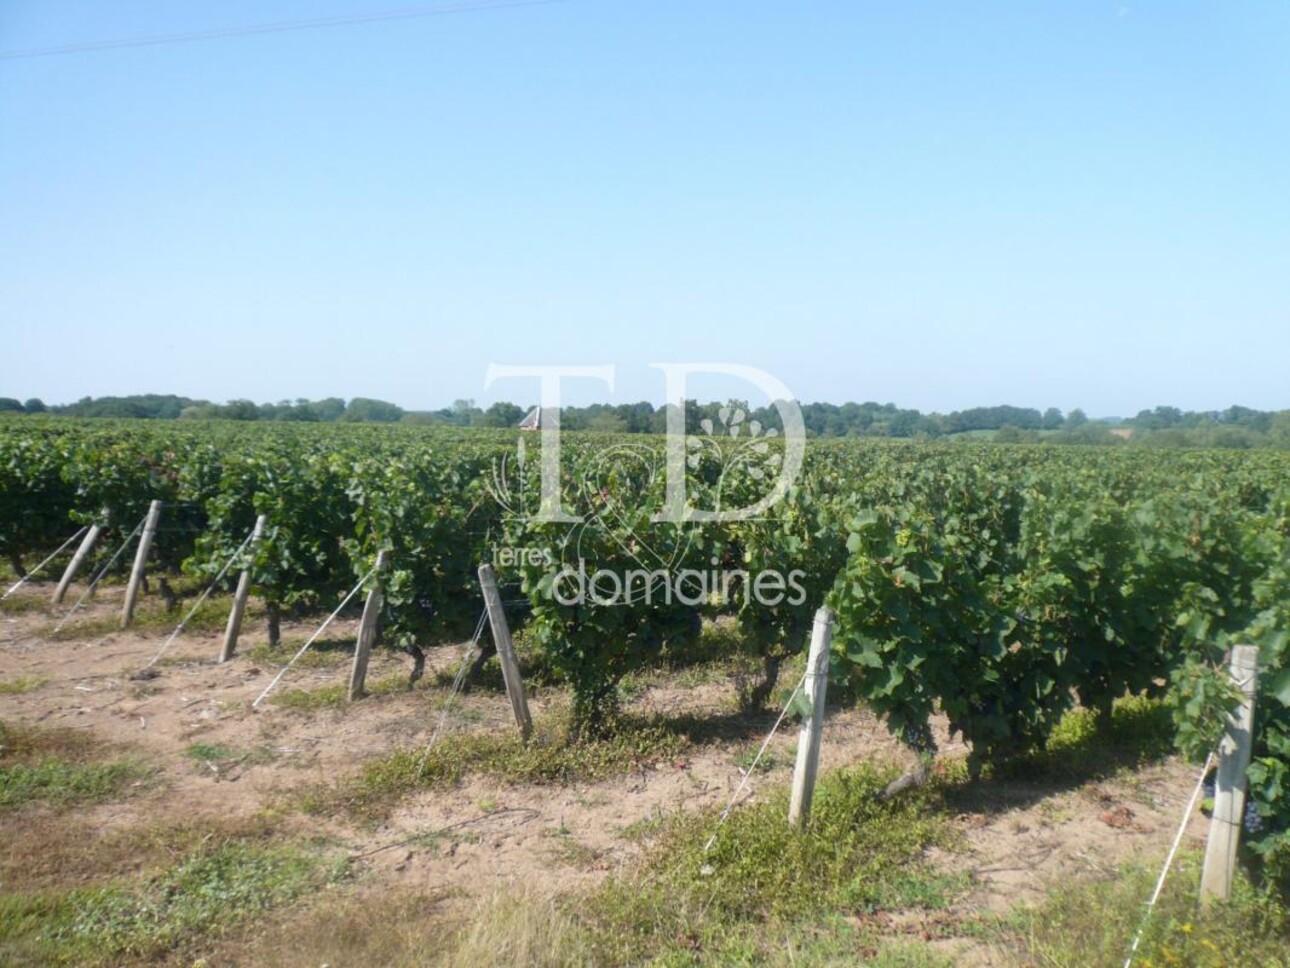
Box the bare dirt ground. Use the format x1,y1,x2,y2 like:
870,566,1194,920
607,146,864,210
0,581,1211,965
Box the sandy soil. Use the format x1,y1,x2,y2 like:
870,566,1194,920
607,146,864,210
1,580,1212,961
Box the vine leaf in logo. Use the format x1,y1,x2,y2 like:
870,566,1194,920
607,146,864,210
487,434,534,522
687,407,784,501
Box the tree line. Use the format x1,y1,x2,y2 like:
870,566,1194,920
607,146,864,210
3,394,1289,447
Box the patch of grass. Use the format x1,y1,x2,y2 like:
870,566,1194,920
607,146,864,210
274,673,416,711
1005,852,1290,967
0,594,47,615
618,810,667,842
0,676,48,695
47,594,232,640
998,694,1175,783
0,721,146,810
302,708,689,821
184,741,239,762
203,889,453,968
438,889,962,968
246,637,354,670
736,747,779,775
676,660,732,689
0,760,143,811
616,672,647,703
0,720,100,762
542,829,603,868
131,595,231,632
0,811,281,895
0,838,343,966
578,764,964,965
441,888,595,967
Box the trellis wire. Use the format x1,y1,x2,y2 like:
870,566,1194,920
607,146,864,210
1,526,87,600
53,517,145,633
251,561,382,708
702,671,807,854
144,526,260,668
1123,752,1215,968
416,607,490,776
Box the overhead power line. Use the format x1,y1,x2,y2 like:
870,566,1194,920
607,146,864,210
0,0,569,61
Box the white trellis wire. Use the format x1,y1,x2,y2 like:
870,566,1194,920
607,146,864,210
1123,751,1215,968
144,525,260,668
1,526,87,600
416,607,490,776
251,560,382,708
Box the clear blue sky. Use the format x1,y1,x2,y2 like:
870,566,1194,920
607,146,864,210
2,1,1287,416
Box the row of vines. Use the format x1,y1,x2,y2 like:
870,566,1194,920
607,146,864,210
2,416,1289,886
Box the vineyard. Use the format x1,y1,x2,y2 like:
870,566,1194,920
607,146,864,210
3,415,1290,964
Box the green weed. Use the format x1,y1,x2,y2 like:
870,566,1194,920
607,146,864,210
1007,852,1290,967
0,840,341,966
0,721,146,810
579,764,964,964
303,709,688,821
183,742,239,762
246,637,353,670
0,760,143,810
274,673,416,711
48,596,231,640
0,677,48,695
997,695,1175,783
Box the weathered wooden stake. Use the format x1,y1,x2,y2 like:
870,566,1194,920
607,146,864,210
348,550,389,700
1200,644,1259,905
478,563,532,742
789,607,834,831
52,523,104,605
219,515,267,663
121,500,162,628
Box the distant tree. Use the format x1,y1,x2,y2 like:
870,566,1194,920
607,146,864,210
1131,406,1184,431
1221,405,1271,433
342,398,404,423
945,406,1015,434
652,402,684,434
1207,427,1255,449
1269,411,1290,448
223,399,261,421
587,411,628,433
278,400,319,422
912,416,943,438
0,398,23,413
482,401,524,428
887,410,921,438
58,394,191,419
618,401,657,433
179,404,221,420
1041,407,1064,430
400,411,448,425
1065,408,1089,429
313,397,347,422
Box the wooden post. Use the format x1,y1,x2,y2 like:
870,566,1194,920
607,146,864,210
789,607,833,831
1200,644,1259,905
219,515,267,662
348,550,389,700
52,523,103,605
478,563,532,742
121,501,162,629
